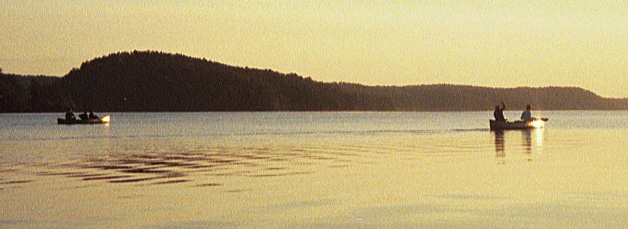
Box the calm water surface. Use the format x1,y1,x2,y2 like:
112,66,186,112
1,111,628,227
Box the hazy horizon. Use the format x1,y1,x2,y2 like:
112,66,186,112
2,1,628,97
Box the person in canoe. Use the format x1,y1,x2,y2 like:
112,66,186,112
521,105,532,122
65,109,76,121
79,111,89,120
493,102,506,122
89,110,99,119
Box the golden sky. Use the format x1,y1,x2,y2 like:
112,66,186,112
2,1,628,97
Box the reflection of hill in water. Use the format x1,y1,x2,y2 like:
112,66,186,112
2,50,628,112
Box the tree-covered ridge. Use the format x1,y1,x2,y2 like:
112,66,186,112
1,50,627,112
0,72,69,112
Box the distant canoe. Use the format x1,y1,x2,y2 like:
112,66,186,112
58,115,110,125
490,118,548,130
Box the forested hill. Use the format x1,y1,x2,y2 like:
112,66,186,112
2,51,628,112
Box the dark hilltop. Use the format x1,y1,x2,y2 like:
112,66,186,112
2,51,628,112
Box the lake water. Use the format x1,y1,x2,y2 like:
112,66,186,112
1,111,628,227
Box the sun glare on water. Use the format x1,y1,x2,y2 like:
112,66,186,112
530,120,545,128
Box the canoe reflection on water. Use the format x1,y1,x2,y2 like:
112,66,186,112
493,128,545,161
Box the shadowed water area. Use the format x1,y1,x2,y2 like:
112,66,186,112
1,111,628,227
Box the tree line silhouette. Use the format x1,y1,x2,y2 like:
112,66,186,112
2,51,628,113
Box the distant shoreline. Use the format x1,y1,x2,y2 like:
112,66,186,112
2,51,627,113
0,109,628,115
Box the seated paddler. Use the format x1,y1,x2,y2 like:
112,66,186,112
493,102,506,122
521,105,533,122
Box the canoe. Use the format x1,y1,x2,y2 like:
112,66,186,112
490,118,548,130
58,115,110,125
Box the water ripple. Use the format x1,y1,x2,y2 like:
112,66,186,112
24,144,365,188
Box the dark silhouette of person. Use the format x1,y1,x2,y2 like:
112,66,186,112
493,102,506,122
79,111,89,120
65,109,76,121
89,110,98,119
521,105,532,121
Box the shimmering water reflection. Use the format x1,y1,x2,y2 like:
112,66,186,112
2,111,628,227
493,128,545,162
